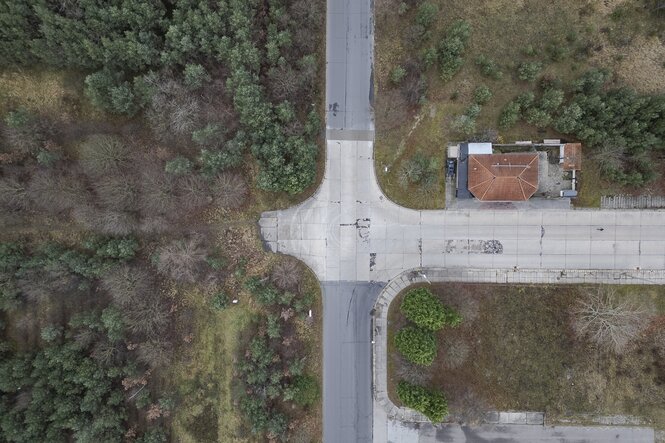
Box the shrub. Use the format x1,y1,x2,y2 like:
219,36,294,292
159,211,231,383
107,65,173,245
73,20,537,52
390,66,407,85
451,114,476,135
288,375,319,407
465,104,482,119
415,3,438,29
517,61,542,82
498,101,521,129
540,88,565,112
474,55,503,80
165,156,192,175
211,292,229,310
397,152,438,190
400,287,449,331
397,380,448,422
472,85,492,105
394,326,437,366
437,20,471,81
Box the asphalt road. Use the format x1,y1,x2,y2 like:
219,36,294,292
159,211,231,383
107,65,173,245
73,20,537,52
326,0,374,136
258,0,664,441
322,282,381,443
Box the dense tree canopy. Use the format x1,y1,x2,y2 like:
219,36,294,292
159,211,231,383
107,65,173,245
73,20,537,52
0,0,323,194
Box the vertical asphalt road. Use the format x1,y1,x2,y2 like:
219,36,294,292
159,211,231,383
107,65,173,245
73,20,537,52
322,282,382,443
323,0,377,441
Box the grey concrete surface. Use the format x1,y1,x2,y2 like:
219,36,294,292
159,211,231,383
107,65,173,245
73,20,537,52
259,0,664,441
323,282,382,443
381,422,655,443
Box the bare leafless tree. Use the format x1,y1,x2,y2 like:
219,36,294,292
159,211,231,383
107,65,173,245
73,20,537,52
271,259,302,291
93,174,139,211
136,339,173,368
101,265,155,306
139,215,170,235
78,135,131,177
572,286,649,354
27,169,88,213
176,174,212,212
146,77,201,142
0,172,30,211
154,236,209,283
213,172,248,209
101,265,170,338
139,167,178,217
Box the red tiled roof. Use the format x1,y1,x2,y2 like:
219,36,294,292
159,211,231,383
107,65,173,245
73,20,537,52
468,153,539,201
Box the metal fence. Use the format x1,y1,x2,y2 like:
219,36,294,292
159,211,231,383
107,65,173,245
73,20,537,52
601,195,665,209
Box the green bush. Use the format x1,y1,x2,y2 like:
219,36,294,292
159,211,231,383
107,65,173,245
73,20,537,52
165,156,193,175
474,55,503,80
416,3,439,29
390,66,407,85
401,288,445,330
451,114,476,135
517,61,542,82
465,104,482,119
499,101,521,129
211,292,229,310
540,88,565,112
397,152,438,190
288,375,319,407
524,108,552,128
437,20,471,81
473,85,492,105
394,326,437,366
397,380,448,422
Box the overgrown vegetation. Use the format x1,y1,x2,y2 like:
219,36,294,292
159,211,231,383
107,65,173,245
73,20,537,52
1,0,323,195
376,0,665,208
388,283,665,427
0,0,325,440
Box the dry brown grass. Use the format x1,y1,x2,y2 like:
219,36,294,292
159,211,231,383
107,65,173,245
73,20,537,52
0,69,104,121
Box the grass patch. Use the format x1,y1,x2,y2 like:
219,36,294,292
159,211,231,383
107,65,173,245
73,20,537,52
388,283,665,428
168,225,322,442
375,0,665,208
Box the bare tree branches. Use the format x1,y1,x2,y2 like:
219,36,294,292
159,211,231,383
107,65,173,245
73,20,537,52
213,172,248,209
572,286,649,354
154,236,209,284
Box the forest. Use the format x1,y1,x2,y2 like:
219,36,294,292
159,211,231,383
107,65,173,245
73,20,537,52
0,0,324,441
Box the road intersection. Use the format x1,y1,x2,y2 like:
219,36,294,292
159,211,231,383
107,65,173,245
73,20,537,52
259,0,665,441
